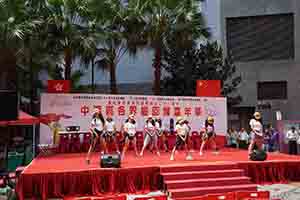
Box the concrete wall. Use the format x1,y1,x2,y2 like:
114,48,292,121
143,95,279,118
218,0,300,123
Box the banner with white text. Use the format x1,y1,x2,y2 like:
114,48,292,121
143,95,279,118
40,93,227,144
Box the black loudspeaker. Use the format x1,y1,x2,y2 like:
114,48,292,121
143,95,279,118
100,153,121,168
250,149,267,161
0,90,19,121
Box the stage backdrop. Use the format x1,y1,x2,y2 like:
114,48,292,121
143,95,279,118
40,93,227,144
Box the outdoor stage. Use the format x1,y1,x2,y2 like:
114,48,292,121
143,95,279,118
16,148,300,200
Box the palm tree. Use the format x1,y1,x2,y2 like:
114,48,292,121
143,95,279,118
86,0,147,94
44,0,93,80
142,0,210,95
0,0,39,90
80,41,103,93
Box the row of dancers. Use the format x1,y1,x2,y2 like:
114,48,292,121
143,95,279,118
85,108,264,164
85,108,218,164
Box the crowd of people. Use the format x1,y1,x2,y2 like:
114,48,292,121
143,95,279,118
85,109,300,164
226,125,280,152
227,112,300,156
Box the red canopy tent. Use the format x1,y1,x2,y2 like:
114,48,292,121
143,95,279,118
0,111,40,158
0,111,39,126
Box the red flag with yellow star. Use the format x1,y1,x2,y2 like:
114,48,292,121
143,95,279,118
196,80,221,97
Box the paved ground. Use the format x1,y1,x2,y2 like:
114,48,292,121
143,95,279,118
259,183,300,200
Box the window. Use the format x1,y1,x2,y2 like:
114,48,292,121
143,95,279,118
257,81,287,100
226,14,294,61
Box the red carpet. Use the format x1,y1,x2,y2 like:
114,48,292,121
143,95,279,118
16,149,300,200
161,163,256,199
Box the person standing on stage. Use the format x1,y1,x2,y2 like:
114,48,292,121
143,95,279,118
184,119,193,151
121,114,138,159
103,115,120,154
86,108,105,164
286,126,299,155
248,112,264,157
140,116,160,156
170,117,193,161
199,116,218,156
156,117,169,152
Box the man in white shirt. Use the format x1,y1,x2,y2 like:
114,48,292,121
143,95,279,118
286,127,299,155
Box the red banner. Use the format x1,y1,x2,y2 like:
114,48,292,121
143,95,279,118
47,80,71,93
196,80,221,97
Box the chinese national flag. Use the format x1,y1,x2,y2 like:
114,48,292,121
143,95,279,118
47,80,71,93
196,80,221,97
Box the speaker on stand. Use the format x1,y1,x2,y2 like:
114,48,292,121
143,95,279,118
249,149,267,161
100,153,121,168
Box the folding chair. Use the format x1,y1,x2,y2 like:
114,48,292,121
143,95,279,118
70,133,81,153
59,134,70,153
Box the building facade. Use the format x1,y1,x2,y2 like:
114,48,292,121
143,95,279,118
203,0,300,129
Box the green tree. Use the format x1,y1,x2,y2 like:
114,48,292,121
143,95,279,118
0,0,56,114
86,0,146,94
142,0,209,95
44,0,93,80
0,0,43,90
161,41,241,104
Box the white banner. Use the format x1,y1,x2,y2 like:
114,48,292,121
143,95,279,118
40,93,227,144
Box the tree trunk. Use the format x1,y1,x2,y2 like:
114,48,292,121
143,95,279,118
0,48,17,90
153,48,162,95
28,48,35,114
64,47,72,80
110,62,118,94
91,59,95,93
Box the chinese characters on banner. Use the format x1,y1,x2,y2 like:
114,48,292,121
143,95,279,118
80,104,202,118
40,93,227,145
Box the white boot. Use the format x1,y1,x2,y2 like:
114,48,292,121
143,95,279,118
170,154,175,161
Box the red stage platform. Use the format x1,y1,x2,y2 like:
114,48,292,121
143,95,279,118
16,149,300,200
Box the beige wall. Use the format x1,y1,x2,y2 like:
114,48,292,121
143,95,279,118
219,0,300,124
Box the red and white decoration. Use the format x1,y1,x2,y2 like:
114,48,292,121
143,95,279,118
47,80,71,93
40,93,227,144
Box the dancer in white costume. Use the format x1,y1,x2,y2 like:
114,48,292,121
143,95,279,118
199,116,218,156
121,114,138,159
86,108,105,164
170,117,193,161
140,116,160,156
248,112,264,157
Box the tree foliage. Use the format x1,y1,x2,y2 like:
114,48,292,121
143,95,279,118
0,0,220,106
139,0,210,95
161,41,241,104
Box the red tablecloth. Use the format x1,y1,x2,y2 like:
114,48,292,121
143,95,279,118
238,161,300,184
17,167,160,200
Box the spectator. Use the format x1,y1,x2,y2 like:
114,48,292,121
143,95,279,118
263,129,271,152
270,129,280,152
286,126,299,155
238,128,249,149
226,128,238,148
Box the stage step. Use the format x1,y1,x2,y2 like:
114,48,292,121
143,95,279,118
161,169,245,181
165,176,252,189
169,184,257,199
161,163,239,173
